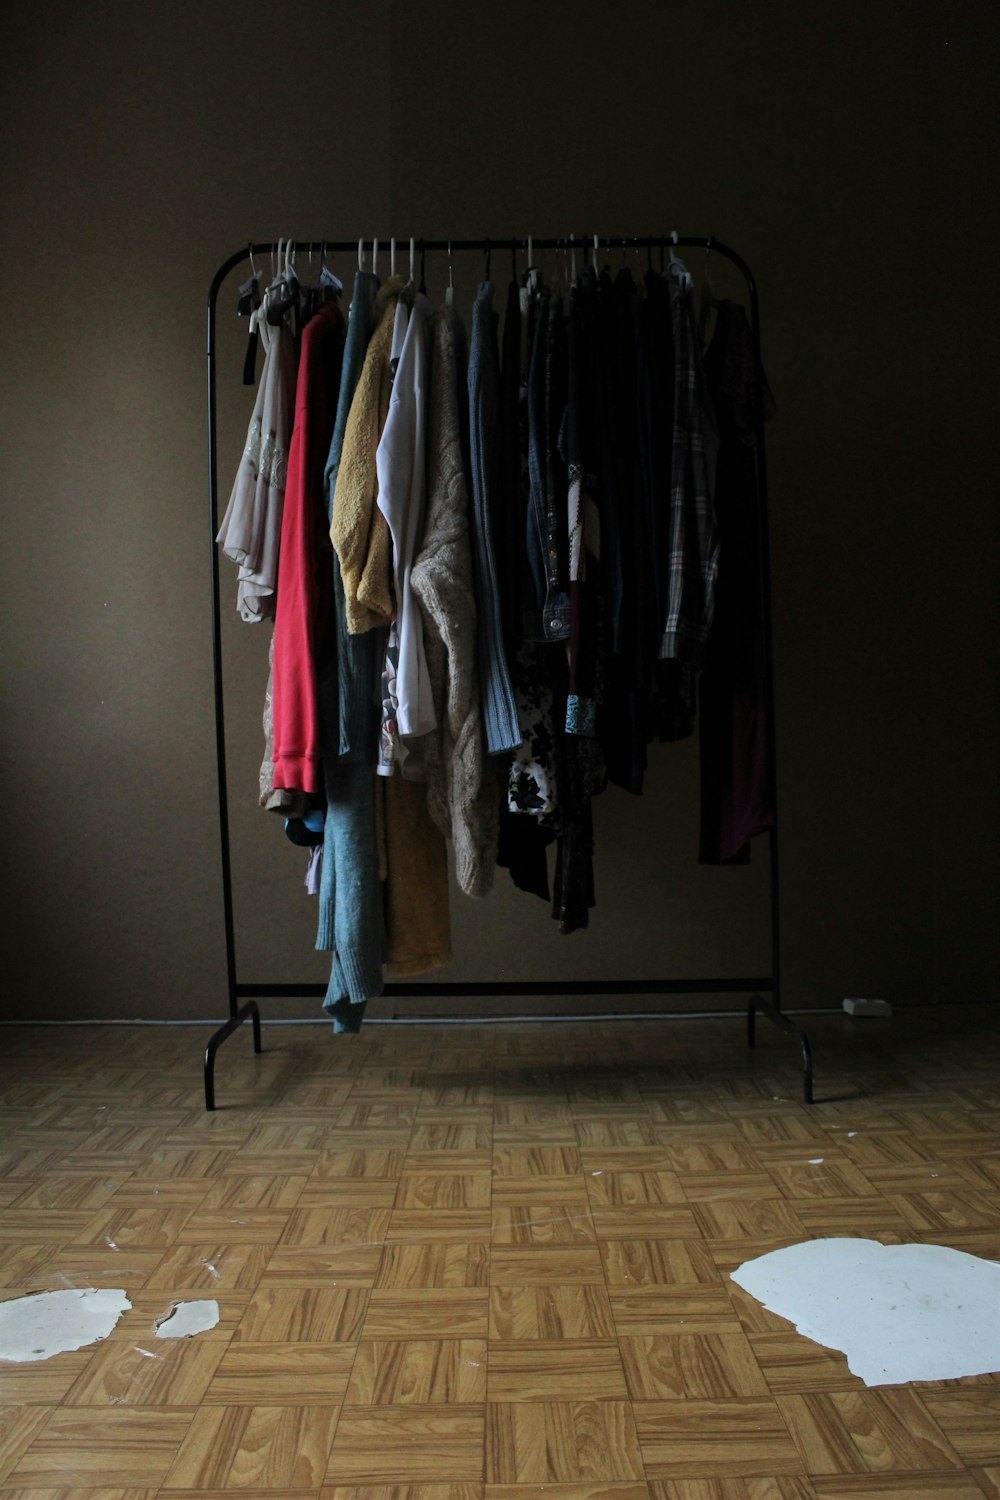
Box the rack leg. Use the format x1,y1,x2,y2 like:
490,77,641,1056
204,1001,262,1111
747,993,814,1104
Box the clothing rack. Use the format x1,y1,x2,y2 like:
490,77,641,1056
203,234,814,1110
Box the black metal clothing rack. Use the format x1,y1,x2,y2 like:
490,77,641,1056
203,234,814,1110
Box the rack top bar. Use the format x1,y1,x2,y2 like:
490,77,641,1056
209,236,756,309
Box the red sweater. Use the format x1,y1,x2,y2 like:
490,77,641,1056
271,301,346,793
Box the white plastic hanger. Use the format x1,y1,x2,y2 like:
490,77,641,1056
372,238,379,277
667,228,691,287
358,238,365,272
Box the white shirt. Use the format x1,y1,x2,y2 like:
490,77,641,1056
375,292,435,744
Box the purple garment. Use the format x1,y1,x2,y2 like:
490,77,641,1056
698,300,776,864
305,845,323,895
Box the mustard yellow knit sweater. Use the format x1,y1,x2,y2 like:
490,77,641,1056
330,276,403,633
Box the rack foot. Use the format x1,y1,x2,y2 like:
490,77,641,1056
204,1001,262,1110
747,993,814,1104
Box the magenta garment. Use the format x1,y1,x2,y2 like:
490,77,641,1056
698,299,776,864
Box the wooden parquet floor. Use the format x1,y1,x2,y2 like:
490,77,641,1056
1,1005,999,1499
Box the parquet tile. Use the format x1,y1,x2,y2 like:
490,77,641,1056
6,1407,193,1487
485,1487,648,1500
375,1241,491,1288
620,1333,770,1400
362,1289,489,1337
487,1340,629,1401
920,1389,1000,1463
491,1202,596,1244
325,1406,485,1482
613,1287,746,1337
488,1246,606,1282
776,1389,964,1474
486,1401,645,1482
322,1488,483,1500
260,1244,383,1283
649,1480,815,1499
809,1474,987,1496
204,1342,356,1404
61,1337,226,1407
160,1403,339,1488
231,1285,369,1341
1,1008,999,1496
489,1285,616,1340
385,1210,492,1243
599,1238,721,1286
346,1339,487,1405
634,1398,803,1479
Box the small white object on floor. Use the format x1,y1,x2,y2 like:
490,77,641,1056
843,997,893,1016
732,1237,1000,1386
0,1288,131,1362
154,1300,220,1339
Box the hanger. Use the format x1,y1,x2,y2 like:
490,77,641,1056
358,237,365,273
372,238,379,278
445,241,454,307
266,236,301,326
390,237,396,278
698,236,723,340
409,236,415,287
527,233,539,293
238,245,264,385
237,243,262,318
667,229,692,288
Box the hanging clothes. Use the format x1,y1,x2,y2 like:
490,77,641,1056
383,773,452,977
271,298,346,795
315,272,389,1034
597,265,652,796
467,281,522,756
316,757,386,1032
498,277,558,900
376,290,436,762
411,302,499,899
698,298,776,863
323,268,381,761
655,265,721,740
216,297,297,622
217,237,772,1038
374,292,412,778
331,276,404,635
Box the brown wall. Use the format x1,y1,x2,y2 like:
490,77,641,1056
2,0,998,1022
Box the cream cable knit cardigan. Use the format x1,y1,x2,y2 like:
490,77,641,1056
411,305,499,898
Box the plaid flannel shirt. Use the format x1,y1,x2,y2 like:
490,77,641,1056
659,274,720,666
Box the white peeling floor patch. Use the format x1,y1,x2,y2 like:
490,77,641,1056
0,1288,131,1362
732,1237,1000,1386
154,1299,220,1339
